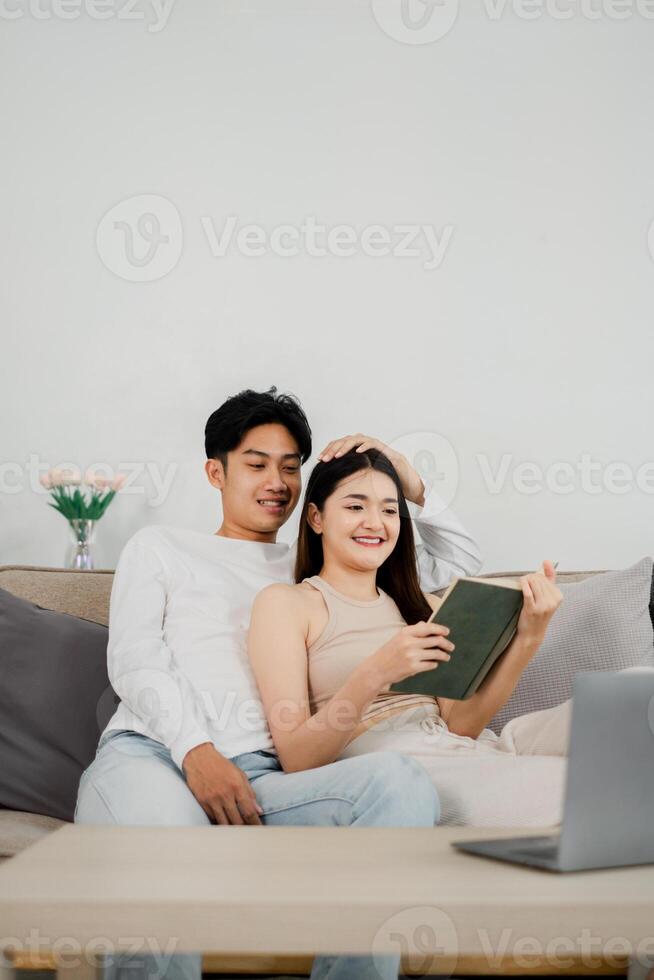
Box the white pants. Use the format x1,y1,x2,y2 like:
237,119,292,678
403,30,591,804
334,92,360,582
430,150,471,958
339,699,573,828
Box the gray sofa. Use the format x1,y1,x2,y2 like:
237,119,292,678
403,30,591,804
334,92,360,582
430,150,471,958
0,565,112,862
0,562,607,864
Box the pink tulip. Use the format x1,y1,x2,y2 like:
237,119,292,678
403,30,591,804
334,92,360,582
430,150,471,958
84,470,114,491
50,467,81,486
40,474,53,490
111,474,126,491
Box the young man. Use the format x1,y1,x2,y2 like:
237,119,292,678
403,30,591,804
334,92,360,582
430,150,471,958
75,387,482,980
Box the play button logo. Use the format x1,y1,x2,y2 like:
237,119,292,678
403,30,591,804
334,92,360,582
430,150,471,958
371,0,459,44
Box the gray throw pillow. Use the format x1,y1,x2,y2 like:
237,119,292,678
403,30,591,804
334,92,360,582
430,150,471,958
0,587,118,821
488,557,654,734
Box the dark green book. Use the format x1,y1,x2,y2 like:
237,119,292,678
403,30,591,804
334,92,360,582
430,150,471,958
391,577,524,701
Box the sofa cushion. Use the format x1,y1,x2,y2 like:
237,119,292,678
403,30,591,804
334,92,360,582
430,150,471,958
0,587,119,822
0,565,112,626
488,557,654,733
0,808,65,858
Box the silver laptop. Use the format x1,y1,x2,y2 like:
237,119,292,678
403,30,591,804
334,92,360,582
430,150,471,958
452,670,654,872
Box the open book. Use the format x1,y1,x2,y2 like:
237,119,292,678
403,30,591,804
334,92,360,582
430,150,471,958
390,576,524,701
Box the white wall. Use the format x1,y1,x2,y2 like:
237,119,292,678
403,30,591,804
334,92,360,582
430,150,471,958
2,0,653,572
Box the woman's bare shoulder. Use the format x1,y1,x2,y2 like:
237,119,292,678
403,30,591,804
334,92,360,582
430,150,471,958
252,582,321,642
253,582,304,609
254,582,316,613
295,580,329,613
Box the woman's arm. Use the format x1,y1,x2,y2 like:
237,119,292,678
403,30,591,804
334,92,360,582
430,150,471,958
441,632,541,738
432,563,563,739
247,584,384,772
247,584,454,773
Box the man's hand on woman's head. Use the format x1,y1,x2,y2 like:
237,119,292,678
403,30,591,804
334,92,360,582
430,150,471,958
182,742,264,825
317,433,425,506
515,560,563,648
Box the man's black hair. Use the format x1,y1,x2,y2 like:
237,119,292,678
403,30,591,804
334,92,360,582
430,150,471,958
204,387,312,468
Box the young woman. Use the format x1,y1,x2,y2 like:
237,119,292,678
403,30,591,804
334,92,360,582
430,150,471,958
247,447,571,827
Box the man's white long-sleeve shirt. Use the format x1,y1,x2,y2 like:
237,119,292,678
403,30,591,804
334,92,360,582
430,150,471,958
103,486,482,769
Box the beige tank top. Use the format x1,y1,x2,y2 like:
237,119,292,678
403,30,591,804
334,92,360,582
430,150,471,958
302,574,438,732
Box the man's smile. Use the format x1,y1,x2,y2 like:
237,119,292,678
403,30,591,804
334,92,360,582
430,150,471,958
257,498,287,514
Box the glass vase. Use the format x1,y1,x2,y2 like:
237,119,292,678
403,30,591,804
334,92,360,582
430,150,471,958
66,519,96,570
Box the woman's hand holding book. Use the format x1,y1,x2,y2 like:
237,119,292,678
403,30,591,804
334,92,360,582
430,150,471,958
363,622,455,691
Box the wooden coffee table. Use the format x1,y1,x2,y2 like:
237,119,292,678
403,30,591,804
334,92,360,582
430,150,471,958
0,825,652,979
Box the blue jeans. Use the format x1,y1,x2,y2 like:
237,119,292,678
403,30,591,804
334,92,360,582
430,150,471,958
75,729,440,980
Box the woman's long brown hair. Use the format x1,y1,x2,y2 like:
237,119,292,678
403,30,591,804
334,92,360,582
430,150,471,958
294,448,433,625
